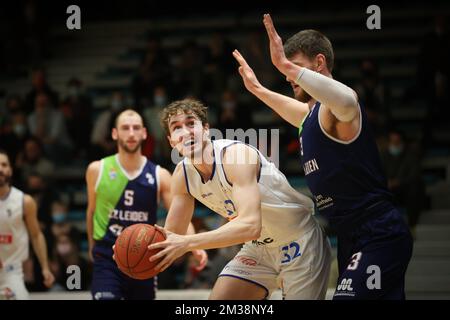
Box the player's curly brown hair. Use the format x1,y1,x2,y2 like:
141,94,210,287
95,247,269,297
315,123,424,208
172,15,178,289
160,99,209,135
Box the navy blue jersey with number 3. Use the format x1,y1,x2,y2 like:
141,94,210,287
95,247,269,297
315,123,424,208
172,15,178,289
299,102,413,300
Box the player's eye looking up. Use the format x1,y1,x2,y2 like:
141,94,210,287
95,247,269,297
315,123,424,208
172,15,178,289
170,119,199,133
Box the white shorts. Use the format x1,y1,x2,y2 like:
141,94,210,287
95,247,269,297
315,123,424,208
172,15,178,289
0,263,29,300
219,224,332,299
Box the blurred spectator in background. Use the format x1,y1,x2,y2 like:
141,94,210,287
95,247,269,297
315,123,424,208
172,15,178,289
354,59,390,138
3,94,24,115
50,201,73,239
25,172,59,248
50,232,91,291
24,68,58,113
380,128,425,232
132,35,172,109
60,78,93,158
89,91,126,160
0,96,29,163
142,85,171,164
216,89,253,134
27,92,73,163
241,31,277,89
204,33,235,104
24,172,60,292
172,40,206,99
15,136,54,184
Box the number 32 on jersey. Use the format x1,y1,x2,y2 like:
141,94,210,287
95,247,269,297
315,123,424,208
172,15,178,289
281,241,302,264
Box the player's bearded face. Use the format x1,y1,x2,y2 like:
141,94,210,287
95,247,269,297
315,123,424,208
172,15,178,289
287,52,317,103
118,135,144,153
0,155,12,187
114,116,147,154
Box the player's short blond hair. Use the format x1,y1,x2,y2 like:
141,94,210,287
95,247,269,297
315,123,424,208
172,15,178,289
160,99,208,135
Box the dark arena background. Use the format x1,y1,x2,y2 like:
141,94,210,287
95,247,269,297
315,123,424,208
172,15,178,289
1,0,449,302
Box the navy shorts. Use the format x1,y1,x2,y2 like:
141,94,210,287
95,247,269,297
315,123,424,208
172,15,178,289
333,208,413,300
91,250,156,300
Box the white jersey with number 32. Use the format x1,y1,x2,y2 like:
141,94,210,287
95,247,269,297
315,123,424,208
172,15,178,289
182,139,316,246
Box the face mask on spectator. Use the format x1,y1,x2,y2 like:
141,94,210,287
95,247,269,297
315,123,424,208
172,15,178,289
13,124,27,137
388,145,403,157
154,95,167,107
52,212,67,224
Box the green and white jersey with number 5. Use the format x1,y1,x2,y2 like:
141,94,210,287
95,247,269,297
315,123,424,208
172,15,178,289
92,154,159,259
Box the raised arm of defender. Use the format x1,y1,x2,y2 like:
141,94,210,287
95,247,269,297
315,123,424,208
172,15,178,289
262,14,358,122
233,49,310,128
234,14,359,135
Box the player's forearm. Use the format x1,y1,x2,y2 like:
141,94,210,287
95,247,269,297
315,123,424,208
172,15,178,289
164,207,193,236
253,86,309,128
31,233,50,270
294,66,358,121
185,219,260,251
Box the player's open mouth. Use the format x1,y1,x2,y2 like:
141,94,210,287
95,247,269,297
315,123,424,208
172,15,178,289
183,139,196,147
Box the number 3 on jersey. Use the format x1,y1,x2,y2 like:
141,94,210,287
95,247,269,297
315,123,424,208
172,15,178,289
347,252,362,270
124,190,134,206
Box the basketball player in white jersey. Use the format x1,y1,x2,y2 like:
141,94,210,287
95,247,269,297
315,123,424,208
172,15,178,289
148,99,331,299
0,150,54,300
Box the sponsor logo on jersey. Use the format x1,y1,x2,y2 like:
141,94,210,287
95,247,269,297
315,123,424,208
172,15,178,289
223,266,252,276
334,278,356,297
146,173,155,185
303,158,319,175
0,234,13,244
201,192,213,198
109,167,117,180
315,194,334,211
251,238,274,246
235,256,257,266
94,291,116,300
109,209,149,222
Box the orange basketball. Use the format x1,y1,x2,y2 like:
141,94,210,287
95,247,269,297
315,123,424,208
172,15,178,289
113,224,166,280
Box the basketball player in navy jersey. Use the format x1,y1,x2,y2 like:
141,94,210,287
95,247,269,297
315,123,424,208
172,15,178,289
86,110,207,300
233,14,413,299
